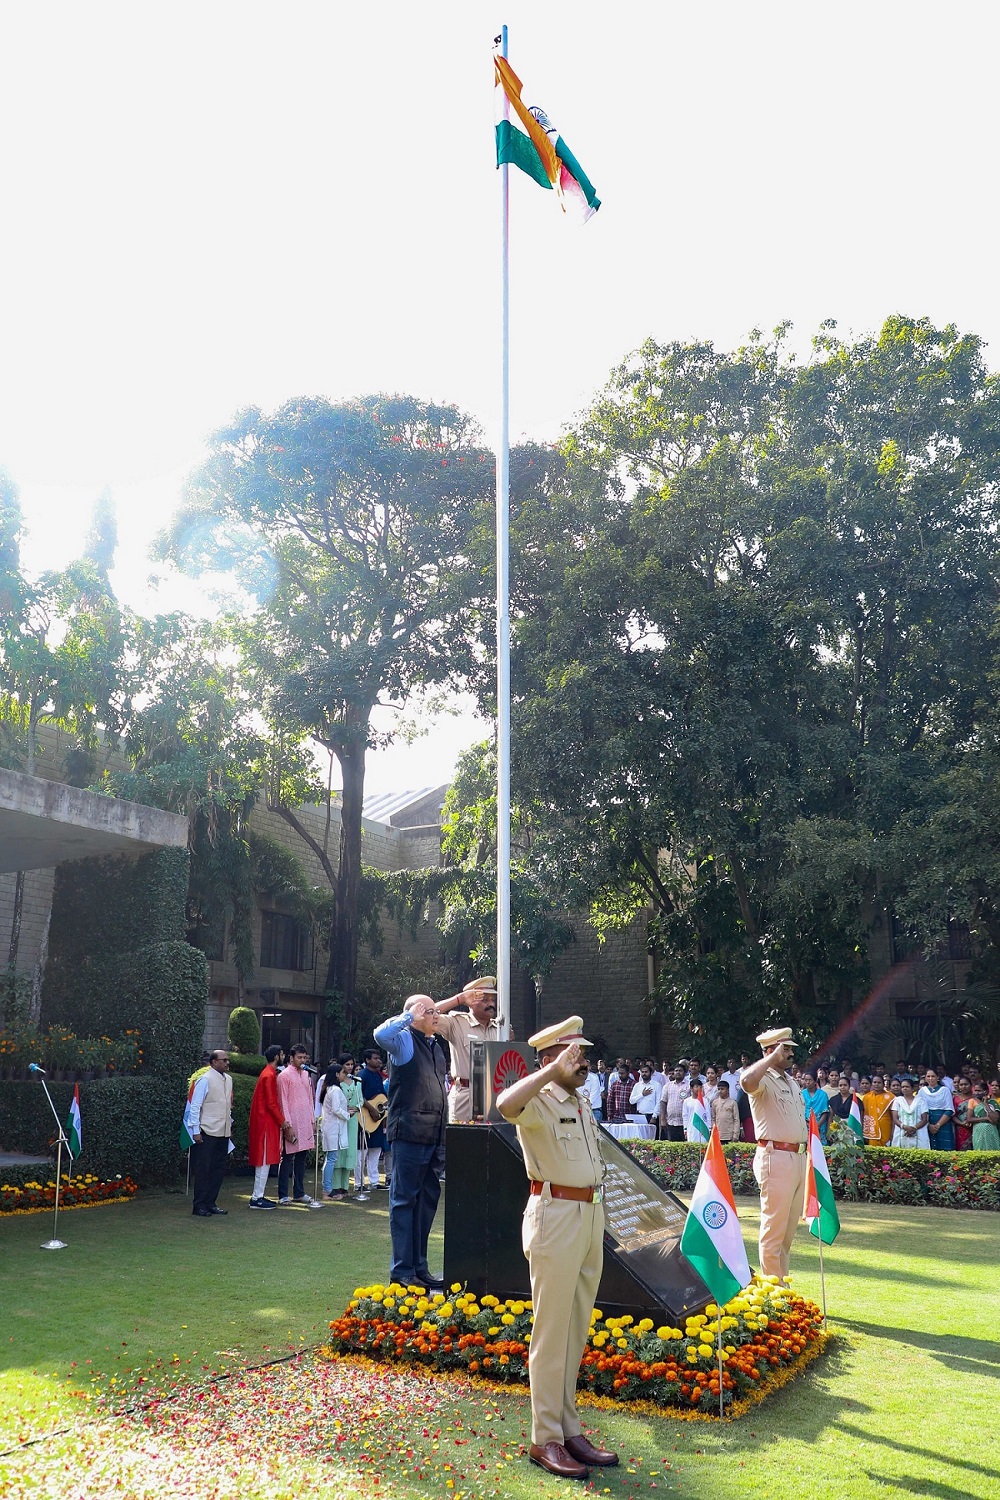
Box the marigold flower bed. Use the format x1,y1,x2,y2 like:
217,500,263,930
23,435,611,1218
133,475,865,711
321,1274,827,1417
0,1172,138,1215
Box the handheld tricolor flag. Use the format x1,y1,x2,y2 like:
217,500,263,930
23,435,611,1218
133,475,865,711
689,1088,712,1143
679,1126,752,1306
66,1083,82,1159
847,1092,864,1142
179,1074,198,1151
804,1111,841,1245
494,55,600,221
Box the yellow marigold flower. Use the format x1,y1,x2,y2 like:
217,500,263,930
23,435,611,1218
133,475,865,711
637,1318,655,1332
466,1305,480,1317
617,1337,629,1349
501,1313,515,1326
383,1298,396,1309
482,1294,499,1307
450,1282,463,1293
705,1303,719,1316
488,1327,500,1336
686,1349,699,1363
656,1327,671,1340
698,1343,713,1358
592,1309,604,1321
618,1314,634,1326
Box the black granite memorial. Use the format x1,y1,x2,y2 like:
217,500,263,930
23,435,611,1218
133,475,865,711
444,1122,713,1322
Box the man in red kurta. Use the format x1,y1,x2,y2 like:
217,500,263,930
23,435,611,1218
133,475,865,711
248,1046,288,1209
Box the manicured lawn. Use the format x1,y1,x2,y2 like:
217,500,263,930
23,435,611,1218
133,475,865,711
0,1178,997,1498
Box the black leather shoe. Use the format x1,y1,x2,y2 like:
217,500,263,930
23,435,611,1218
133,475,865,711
209,1207,228,1215
529,1443,589,1479
192,1208,213,1216
565,1434,619,1467
416,1270,445,1289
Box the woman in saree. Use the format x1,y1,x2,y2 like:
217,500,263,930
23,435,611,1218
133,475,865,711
917,1068,955,1151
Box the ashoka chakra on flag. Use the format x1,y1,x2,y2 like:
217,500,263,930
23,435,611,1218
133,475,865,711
702,1200,729,1231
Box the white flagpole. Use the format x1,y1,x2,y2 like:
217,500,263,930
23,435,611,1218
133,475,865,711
495,22,511,1040
817,1231,828,1325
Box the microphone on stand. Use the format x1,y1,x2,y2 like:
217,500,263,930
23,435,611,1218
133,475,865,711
28,1062,47,1075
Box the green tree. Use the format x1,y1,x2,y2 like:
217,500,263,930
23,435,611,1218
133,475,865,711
1,488,133,972
162,394,494,1028
101,613,319,985
494,318,1000,1054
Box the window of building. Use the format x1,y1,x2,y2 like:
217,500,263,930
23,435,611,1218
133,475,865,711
260,910,314,971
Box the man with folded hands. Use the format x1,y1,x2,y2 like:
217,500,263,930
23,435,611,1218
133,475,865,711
498,1016,618,1482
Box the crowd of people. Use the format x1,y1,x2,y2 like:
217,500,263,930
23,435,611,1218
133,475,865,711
186,1023,1000,1220
580,1053,1000,1150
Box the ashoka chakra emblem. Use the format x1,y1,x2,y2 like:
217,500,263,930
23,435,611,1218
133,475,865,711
702,1200,728,1230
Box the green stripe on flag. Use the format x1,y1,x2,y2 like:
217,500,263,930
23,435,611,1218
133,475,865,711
808,1167,841,1245
180,1119,195,1151
679,1213,744,1307
554,133,600,209
496,120,552,189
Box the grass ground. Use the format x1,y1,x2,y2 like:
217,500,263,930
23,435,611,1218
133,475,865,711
0,1176,996,1498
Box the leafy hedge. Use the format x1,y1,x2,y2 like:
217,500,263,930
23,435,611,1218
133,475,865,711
227,1006,261,1055
0,1077,185,1184
42,941,206,1083
227,1053,267,1077
43,848,188,965
626,1140,1000,1211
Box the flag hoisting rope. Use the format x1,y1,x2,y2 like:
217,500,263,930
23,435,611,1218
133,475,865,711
492,27,600,1037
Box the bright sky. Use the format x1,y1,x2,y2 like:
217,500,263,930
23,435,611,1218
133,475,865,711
2,1,997,790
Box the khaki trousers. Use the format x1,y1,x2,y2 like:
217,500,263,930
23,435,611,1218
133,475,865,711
522,1188,604,1447
753,1146,807,1279
447,1084,472,1123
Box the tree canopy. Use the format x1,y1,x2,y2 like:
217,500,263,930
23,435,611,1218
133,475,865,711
496,317,1000,1056
162,394,495,1026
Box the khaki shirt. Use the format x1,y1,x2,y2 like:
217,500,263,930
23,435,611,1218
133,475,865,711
503,1081,605,1190
436,1011,501,1084
742,1064,807,1144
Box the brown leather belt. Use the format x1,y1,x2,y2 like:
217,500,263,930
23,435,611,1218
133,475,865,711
529,1181,602,1203
458,1078,470,1087
758,1138,807,1153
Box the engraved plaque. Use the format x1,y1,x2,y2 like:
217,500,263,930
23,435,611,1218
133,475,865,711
445,1120,713,1321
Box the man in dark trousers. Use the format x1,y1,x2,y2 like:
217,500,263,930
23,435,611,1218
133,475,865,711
373,995,448,1290
188,1049,233,1217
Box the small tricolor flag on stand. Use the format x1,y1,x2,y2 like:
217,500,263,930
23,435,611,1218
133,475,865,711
494,54,600,221
847,1092,864,1142
680,1126,752,1306
66,1084,82,1158
805,1111,841,1245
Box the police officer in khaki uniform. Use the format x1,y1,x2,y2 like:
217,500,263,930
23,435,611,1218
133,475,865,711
497,1017,618,1481
741,1027,808,1281
434,976,503,1122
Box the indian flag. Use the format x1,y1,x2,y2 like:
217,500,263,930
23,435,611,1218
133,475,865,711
66,1084,82,1158
679,1126,752,1306
804,1111,841,1245
689,1089,712,1143
494,55,600,221
848,1093,864,1142
179,1075,198,1151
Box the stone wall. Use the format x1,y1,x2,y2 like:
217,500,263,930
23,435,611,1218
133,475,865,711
535,916,654,1059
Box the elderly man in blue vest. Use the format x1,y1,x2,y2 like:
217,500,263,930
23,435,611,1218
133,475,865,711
373,994,449,1290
